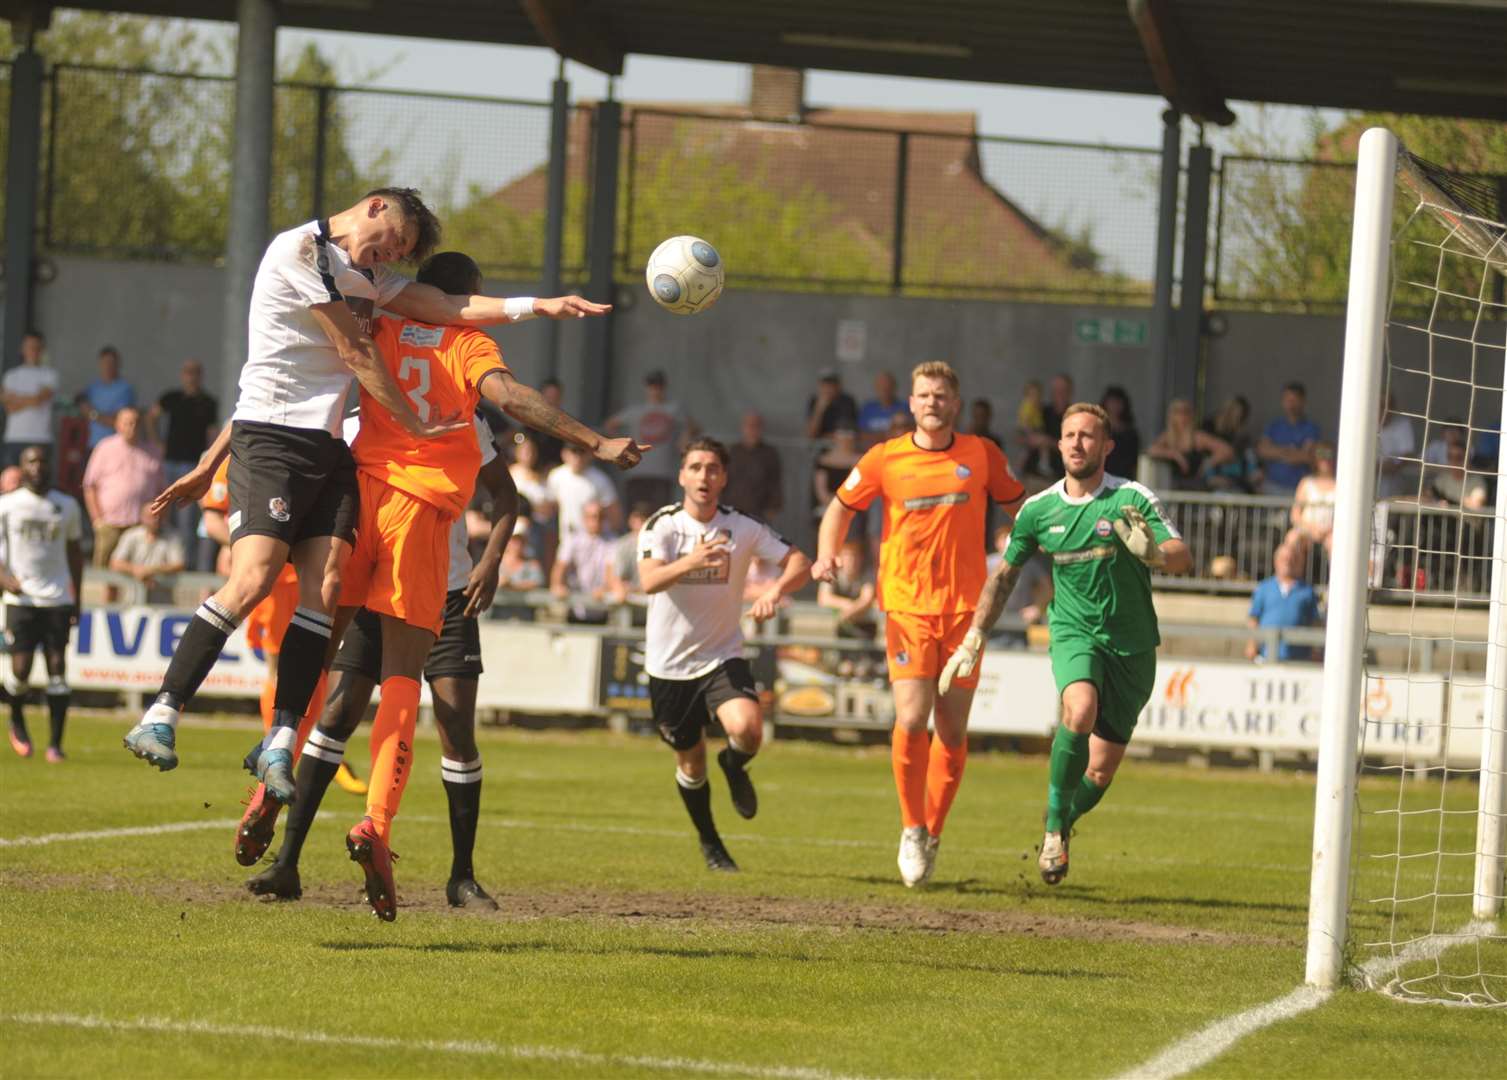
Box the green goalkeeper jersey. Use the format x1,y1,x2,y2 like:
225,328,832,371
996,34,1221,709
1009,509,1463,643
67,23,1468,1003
1004,474,1179,655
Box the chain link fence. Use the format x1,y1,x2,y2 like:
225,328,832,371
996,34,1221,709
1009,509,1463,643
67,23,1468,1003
615,109,1161,300
34,64,584,278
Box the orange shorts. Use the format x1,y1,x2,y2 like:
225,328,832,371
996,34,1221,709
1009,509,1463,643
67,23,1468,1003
245,565,300,656
339,473,451,634
884,610,982,688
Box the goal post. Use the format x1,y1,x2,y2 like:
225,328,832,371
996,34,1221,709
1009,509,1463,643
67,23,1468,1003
1304,126,1396,991
1305,125,1507,1005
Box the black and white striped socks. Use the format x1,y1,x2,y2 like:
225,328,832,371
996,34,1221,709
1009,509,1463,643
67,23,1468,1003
156,597,242,712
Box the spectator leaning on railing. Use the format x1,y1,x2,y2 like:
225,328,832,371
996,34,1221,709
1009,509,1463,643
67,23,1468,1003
1256,381,1322,496
497,519,545,592
80,406,163,566
2,331,58,469
1246,543,1322,663
550,499,618,622
1149,398,1233,491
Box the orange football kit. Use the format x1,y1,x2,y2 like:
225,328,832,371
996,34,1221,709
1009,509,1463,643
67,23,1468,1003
343,316,507,843
837,431,1024,838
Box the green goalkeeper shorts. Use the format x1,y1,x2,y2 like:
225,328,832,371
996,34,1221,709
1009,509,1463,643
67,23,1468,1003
1049,641,1157,744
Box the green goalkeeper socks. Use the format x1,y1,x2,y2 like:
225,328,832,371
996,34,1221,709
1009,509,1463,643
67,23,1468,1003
1066,774,1108,831
1045,726,1090,833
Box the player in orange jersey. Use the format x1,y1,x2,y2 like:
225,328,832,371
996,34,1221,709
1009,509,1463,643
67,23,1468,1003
200,456,366,866
812,360,1024,888
323,251,644,920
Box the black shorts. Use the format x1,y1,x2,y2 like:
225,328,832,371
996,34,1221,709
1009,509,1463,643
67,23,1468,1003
227,420,358,546
5,605,73,654
648,658,758,752
331,590,483,684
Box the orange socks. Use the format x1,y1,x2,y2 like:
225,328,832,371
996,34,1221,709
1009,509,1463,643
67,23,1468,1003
891,727,929,830
924,737,968,838
365,676,420,843
292,671,328,763
258,672,277,735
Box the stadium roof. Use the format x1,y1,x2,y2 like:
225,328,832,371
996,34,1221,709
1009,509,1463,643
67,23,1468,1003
8,0,1507,122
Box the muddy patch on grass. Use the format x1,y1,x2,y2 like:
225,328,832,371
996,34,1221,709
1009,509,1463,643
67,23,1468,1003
2,869,1277,948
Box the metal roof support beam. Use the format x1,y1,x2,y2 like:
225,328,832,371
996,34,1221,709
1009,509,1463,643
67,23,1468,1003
521,0,624,77
1171,143,1213,412
541,62,570,381
579,98,620,423
219,0,277,414
1148,108,1181,418
2,37,45,374
1128,0,1234,127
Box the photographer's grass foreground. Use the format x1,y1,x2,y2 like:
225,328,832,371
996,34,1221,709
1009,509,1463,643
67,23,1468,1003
0,713,1498,1078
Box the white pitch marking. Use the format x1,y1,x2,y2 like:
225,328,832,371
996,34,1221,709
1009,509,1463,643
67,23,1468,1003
0,1012,880,1080
0,813,1301,874
0,820,241,848
1110,922,1483,1080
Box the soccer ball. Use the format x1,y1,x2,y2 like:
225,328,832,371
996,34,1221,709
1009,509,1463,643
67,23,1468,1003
645,235,724,315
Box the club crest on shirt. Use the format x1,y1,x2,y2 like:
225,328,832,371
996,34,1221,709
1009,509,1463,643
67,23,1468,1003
894,650,910,666
955,464,971,479
1094,517,1113,538
268,497,292,523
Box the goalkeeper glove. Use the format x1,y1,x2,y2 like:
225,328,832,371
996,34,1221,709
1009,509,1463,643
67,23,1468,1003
938,628,985,695
1112,505,1166,568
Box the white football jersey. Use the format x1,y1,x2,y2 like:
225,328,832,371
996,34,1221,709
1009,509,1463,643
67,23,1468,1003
0,487,83,607
446,416,499,594
639,505,790,680
233,219,409,436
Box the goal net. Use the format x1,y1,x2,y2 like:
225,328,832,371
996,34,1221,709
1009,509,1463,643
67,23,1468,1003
1305,128,1506,1007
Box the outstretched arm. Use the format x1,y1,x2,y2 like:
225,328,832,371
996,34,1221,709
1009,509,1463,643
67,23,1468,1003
388,284,610,327
148,423,234,515
477,371,646,470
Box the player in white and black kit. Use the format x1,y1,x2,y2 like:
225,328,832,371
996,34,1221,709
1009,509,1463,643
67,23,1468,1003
246,416,517,906
126,188,626,800
0,446,84,761
639,438,811,870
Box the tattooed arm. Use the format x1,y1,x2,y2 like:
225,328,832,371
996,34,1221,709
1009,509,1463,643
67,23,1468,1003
478,370,647,470
971,560,1025,637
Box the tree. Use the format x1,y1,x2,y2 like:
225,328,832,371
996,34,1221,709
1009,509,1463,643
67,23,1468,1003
1216,110,1507,309
2,13,385,261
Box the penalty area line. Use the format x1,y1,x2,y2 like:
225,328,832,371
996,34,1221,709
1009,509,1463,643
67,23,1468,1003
0,1012,881,1080
1109,922,1483,1080
0,820,242,847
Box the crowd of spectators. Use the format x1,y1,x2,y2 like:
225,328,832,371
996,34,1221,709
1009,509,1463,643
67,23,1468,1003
8,330,1501,668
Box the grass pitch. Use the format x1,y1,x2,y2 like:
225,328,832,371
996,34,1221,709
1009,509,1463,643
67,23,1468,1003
1,712,1501,1078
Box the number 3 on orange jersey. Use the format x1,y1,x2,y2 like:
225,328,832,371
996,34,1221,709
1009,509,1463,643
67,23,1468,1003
398,356,431,421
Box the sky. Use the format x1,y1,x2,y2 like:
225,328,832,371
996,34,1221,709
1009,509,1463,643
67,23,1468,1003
271,27,1340,154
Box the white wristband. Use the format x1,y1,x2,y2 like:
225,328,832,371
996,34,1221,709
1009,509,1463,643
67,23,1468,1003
504,297,538,322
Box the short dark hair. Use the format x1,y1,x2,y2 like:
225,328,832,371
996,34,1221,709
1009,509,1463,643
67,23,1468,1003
1283,381,1307,397
364,187,441,263
416,251,482,295
99,345,120,361
22,329,44,343
541,377,562,391
681,436,729,467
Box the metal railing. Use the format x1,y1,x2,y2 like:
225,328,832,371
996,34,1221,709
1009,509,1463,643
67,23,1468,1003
1154,489,1498,603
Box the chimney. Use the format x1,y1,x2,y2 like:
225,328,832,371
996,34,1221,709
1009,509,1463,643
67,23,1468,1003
749,65,805,122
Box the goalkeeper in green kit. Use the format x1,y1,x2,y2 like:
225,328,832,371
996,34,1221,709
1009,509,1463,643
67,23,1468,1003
941,402,1191,885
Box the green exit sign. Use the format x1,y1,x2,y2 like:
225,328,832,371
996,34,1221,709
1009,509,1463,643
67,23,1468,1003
1074,317,1147,346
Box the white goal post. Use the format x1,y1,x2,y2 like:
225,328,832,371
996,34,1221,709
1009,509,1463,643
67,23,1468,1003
1304,126,1507,1001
